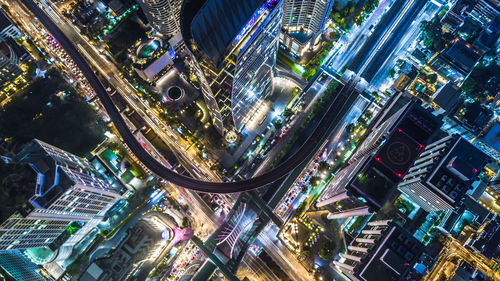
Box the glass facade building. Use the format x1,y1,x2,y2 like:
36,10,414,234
181,0,283,134
282,0,334,42
0,140,124,251
138,0,182,36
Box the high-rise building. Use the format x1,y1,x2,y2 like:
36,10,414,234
280,0,334,54
315,94,442,219
0,40,23,95
0,10,22,41
0,140,124,251
0,250,45,281
333,221,424,281
398,134,490,212
138,0,182,36
441,0,499,32
181,0,284,135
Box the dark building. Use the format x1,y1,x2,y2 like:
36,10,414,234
334,221,424,281
429,39,482,83
431,82,464,116
441,0,500,32
315,94,442,219
472,217,500,259
473,16,500,52
0,10,22,41
457,101,493,133
398,134,490,212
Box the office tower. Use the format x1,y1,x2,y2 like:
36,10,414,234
398,134,490,212
442,0,499,32
280,0,334,54
138,0,182,36
0,250,45,281
0,10,22,41
181,0,284,135
315,95,442,219
0,140,124,251
0,40,23,95
470,0,499,26
334,221,424,281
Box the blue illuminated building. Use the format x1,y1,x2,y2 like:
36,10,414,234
0,250,45,281
181,0,284,135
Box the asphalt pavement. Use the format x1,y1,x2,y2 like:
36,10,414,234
23,0,362,193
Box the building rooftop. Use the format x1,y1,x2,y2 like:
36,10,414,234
432,82,463,114
0,10,13,31
288,31,312,44
459,101,493,132
189,0,267,64
441,39,481,75
338,223,424,281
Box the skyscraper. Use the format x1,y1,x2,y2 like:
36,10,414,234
181,0,284,135
315,95,442,219
0,140,124,251
0,250,45,281
398,134,490,212
281,0,334,53
138,0,182,36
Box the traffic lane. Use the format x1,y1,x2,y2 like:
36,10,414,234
360,0,426,81
347,0,407,73
24,0,356,193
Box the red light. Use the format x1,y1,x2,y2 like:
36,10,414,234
449,163,454,168
375,157,381,162
473,168,478,173
397,128,402,133
396,173,403,178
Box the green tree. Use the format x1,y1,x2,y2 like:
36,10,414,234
318,161,331,173
461,63,499,101
318,240,336,260
427,73,438,84
388,68,396,78
420,16,448,52
283,108,294,118
296,201,307,214
309,176,322,187
302,67,316,80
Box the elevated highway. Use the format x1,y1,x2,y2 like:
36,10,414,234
22,0,358,193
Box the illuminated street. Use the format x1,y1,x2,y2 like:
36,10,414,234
0,0,499,281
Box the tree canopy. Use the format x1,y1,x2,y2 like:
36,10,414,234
420,16,452,52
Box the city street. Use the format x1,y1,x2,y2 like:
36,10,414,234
7,0,219,182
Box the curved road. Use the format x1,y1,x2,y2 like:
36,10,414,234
23,0,354,193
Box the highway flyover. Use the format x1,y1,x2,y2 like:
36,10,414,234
22,0,357,193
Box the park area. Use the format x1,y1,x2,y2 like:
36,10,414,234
0,69,106,156
107,17,148,62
